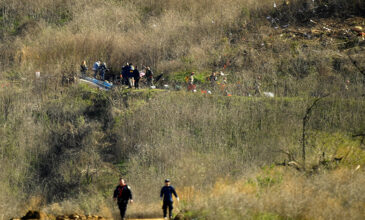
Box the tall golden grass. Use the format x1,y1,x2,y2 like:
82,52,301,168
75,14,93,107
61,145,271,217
1,0,365,219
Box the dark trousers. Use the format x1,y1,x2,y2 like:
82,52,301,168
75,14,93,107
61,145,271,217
122,76,128,85
162,201,173,218
118,200,128,219
100,71,105,81
134,78,140,89
147,78,153,86
81,70,86,77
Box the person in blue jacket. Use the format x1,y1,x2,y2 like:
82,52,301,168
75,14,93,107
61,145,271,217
160,179,179,219
98,62,108,81
93,61,100,78
113,178,133,220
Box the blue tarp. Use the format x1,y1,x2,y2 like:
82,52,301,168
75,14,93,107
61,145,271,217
81,76,113,90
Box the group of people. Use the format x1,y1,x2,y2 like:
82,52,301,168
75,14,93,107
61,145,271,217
80,60,239,93
91,61,109,81
120,63,154,89
113,178,178,220
80,60,154,89
80,60,109,81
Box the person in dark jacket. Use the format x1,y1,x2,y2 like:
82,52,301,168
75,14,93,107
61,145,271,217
160,179,179,219
133,65,140,89
80,60,88,77
121,63,129,85
113,178,133,220
145,66,154,87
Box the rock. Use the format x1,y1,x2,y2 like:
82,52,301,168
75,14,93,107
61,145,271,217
15,212,106,220
263,92,275,98
56,215,69,220
174,212,185,220
21,210,48,220
69,214,79,219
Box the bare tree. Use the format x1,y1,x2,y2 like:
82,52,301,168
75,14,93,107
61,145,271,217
302,95,329,170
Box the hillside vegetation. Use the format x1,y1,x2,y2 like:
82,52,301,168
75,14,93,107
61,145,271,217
1,0,365,219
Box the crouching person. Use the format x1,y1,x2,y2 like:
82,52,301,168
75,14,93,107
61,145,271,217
113,178,133,220
160,179,179,219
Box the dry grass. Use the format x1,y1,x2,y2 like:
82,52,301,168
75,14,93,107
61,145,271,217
1,0,364,97
182,167,365,220
1,80,365,219
1,0,365,219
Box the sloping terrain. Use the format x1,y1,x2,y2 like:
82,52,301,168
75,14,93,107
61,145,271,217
1,0,365,220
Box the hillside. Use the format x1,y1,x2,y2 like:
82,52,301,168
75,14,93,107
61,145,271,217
1,0,365,219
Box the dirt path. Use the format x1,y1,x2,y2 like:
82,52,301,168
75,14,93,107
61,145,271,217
117,218,166,220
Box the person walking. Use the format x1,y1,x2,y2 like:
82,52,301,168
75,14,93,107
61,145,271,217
160,179,179,219
133,65,140,89
80,60,88,77
113,178,133,220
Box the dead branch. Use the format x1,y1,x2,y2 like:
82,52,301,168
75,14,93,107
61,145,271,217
302,95,329,170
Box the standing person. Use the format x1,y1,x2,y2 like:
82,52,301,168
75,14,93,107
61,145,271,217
93,61,100,78
133,65,140,89
127,63,135,88
145,66,154,87
187,72,195,91
99,62,108,81
189,72,195,85
121,63,129,85
209,72,218,87
160,179,179,219
80,60,88,77
113,178,133,220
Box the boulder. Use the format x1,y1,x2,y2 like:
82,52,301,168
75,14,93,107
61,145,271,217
174,212,185,220
21,211,48,220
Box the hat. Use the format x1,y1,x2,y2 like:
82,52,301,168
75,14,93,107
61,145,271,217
165,179,170,183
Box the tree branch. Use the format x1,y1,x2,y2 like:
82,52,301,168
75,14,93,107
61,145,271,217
302,95,329,170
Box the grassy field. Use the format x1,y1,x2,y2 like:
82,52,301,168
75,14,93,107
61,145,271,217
1,0,365,219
